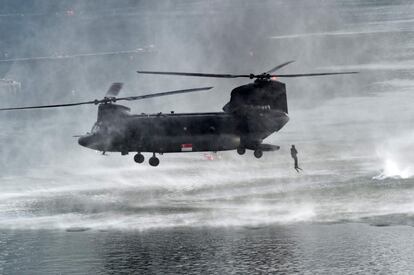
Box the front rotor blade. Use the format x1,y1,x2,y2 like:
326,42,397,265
266,60,295,74
273,71,358,78
105,82,123,97
138,70,249,78
0,87,213,111
0,100,97,111
117,87,213,102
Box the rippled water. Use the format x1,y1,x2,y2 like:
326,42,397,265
2,224,414,274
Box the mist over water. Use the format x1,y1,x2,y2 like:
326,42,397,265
1,0,414,234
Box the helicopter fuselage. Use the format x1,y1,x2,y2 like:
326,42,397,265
77,79,290,165
78,108,289,154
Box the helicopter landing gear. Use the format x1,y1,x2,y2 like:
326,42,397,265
254,149,263,159
237,147,246,155
134,153,145,163
149,153,160,167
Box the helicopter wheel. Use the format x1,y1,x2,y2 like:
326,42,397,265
254,149,263,159
134,153,145,163
237,147,246,155
149,156,160,167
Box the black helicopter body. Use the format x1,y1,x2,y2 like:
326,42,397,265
79,79,289,164
0,61,356,166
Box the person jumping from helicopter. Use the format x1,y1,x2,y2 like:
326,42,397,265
290,145,302,172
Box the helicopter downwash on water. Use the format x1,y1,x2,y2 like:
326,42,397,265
0,62,357,166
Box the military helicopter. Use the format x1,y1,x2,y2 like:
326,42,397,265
0,62,356,166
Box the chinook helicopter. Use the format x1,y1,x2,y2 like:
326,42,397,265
0,62,356,166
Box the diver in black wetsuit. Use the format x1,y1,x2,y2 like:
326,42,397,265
290,145,302,172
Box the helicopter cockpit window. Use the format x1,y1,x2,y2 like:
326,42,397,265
91,122,110,134
91,122,102,134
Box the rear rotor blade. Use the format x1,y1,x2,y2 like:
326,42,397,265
117,87,213,101
272,71,359,77
138,70,249,78
0,100,97,111
266,60,295,74
138,68,358,79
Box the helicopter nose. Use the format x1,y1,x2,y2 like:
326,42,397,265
78,135,92,147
